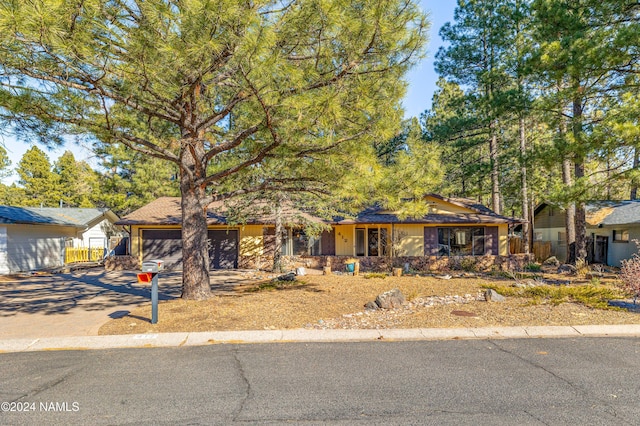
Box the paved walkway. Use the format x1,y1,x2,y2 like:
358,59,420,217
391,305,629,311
1,268,640,353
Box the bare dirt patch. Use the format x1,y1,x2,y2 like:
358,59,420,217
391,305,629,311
98,273,640,335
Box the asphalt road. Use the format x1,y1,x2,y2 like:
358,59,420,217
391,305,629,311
1,338,640,425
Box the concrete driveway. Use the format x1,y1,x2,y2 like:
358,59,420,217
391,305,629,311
0,268,258,339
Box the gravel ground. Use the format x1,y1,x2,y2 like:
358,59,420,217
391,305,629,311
99,273,640,335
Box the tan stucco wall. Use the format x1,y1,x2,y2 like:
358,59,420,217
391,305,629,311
239,225,263,257
498,224,509,256
334,225,354,256
424,196,477,214
394,224,424,256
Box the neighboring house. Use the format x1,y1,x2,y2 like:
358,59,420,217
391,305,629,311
533,201,640,266
0,206,121,274
117,195,519,271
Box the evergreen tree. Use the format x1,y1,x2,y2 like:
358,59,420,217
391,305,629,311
16,146,60,207
0,145,10,180
53,150,100,207
435,0,516,214
95,142,180,215
0,0,428,299
530,0,637,262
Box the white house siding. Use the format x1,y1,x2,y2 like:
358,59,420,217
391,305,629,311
535,226,567,262
77,219,111,248
0,227,9,274
599,226,640,267
6,224,76,273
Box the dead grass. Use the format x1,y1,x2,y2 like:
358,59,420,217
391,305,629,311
98,273,640,335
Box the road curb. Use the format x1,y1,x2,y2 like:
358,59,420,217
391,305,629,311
1,325,640,353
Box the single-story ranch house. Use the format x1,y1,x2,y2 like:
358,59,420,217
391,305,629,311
116,195,523,272
534,200,640,266
0,206,120,274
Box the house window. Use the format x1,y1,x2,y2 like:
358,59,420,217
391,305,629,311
534,232,543,241
438,227,485,256
290,229,321,255
613,230,629,242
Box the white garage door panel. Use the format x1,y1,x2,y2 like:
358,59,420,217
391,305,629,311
6,225,70,272
8,236,64,272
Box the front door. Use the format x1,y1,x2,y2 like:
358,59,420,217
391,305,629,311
594,236,608,265
368,229,379,256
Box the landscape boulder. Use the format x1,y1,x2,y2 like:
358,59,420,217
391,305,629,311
364,301,379,311
276,272,296,282
375,289,406,309
557,264,577,274
543,256,560,267
485,289,506,302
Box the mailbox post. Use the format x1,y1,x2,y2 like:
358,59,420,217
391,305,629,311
140,260,164,324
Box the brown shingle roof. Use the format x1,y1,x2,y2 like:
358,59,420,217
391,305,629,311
116,197,323,226
117,196,520,227
334,207,518,225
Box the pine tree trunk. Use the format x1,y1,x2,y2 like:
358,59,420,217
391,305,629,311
179,138,211,300
573,96,587,262
574,160,587,261
490,122,501,214
558,107,576,265
273,198,284,273
563,157,576,265
519,115,530,254
631,147,639,200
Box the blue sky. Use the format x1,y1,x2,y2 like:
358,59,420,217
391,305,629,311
2,1,457,183
403,1,456,119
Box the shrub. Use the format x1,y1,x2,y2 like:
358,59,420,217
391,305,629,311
524,263,541,272
575,258,590,278
620,240,640,302
459,257,477,272
481,283,625,309
363,273,387,279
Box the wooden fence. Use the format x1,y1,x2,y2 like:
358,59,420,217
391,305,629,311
65,247,105,264
510,237,552,262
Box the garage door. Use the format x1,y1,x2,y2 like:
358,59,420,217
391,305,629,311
208,230,238,269
142,230,183,271
142,229,238,271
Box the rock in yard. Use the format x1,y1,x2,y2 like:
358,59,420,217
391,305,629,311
543,256,560,266
276,272,296,281
375,289,406,309
557,264,577,274
514,279,541,288
485,289,506,302
364,301,379,310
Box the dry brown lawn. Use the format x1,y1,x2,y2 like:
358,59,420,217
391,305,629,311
98,273,640,335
